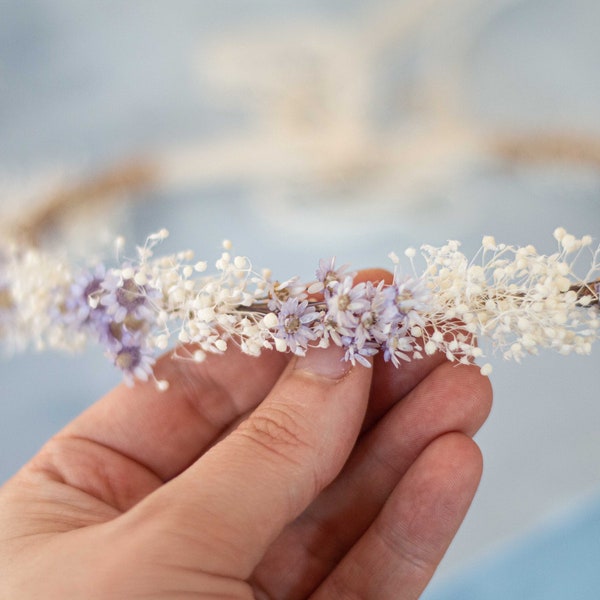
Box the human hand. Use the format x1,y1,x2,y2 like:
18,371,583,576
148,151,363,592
0,269,492,599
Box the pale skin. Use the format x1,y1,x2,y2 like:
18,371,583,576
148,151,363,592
0,270,492,599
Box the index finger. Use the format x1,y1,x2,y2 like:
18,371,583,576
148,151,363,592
124,343,374,579
55,346,290,482
45,269,390,484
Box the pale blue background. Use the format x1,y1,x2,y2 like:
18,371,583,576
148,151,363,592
1,1,599,597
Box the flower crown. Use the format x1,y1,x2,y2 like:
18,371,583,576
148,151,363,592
1,228,598,390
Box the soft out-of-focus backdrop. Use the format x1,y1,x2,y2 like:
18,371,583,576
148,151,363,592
1,1,599,597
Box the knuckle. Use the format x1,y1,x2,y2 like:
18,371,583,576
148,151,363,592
238,403,313,459
378,522,434,576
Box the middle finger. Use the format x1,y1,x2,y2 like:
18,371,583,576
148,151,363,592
250,360,492,599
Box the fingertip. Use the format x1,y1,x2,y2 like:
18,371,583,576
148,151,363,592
456,363,494,431
390,431,484,556
311,431,484,599
354,268,394,285
422,362,493,438
442,432,484,490
292,344,353,381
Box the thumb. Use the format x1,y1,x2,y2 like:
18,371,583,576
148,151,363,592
127,344,373,579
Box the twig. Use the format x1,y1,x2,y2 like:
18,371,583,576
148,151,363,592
14,160,158,246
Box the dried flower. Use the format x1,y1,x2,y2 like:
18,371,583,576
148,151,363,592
273,297,319,355
99,267,158,325
325,276,371,332
108,336,156,386
309,257,354,294
65,264,107,324
0,228,597,388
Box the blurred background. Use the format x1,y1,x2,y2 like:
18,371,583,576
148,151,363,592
1,0,599,597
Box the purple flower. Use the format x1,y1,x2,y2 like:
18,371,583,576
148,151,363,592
382,320,415,367
266,277,307,311
325,276,370,332
100,267,158,324
382,276,430,327
353,280,391,348
273,297,319,355
331,282,387,367
63,265,161,384
106,334,156,386
316,257,352,288
308,257,354,295
93,312,128,350
66,264,107,324
343,339,379,367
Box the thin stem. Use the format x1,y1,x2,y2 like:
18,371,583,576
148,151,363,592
237,279,600,316
570,278,600,306
13,160,157,246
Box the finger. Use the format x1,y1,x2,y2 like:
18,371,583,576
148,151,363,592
36,269,387,490
353,268,393,287
312,432,483,600
355,268,466,432
28,347,289,511
250,362,492,598
124,344,374,579
211,267,450,447
364,348,447,431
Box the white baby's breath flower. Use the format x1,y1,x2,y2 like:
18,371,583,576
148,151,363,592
0,229,597,389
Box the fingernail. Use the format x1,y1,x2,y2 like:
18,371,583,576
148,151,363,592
294,345,351,380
